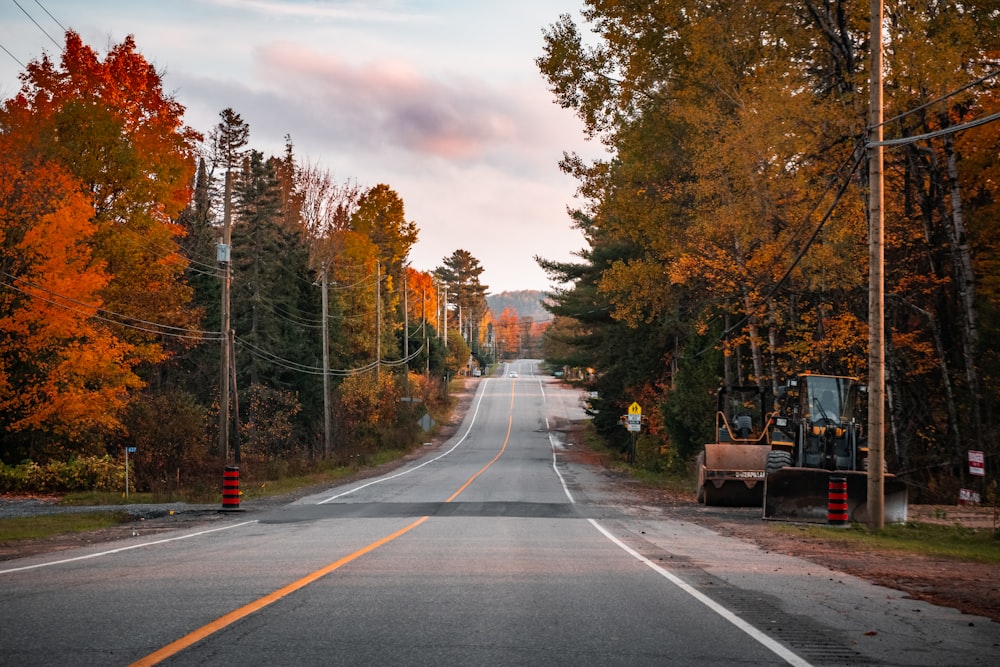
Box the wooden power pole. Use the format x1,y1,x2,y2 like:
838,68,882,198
867,0,886,530
321,264,331,457
219,169,232,459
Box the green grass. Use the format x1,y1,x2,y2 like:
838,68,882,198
0,512,131,543
773,521,1000,564
59,491,159,506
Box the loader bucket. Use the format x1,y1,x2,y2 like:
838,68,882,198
763,468,908,523
699,444,770,507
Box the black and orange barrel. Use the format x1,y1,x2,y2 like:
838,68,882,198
827,475,848,526
222,466,240,510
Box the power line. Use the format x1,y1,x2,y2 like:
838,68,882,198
1,280,222,341
32,0,65,32
721,141,868,339
1,272,223,340
235,334,425,377
871,110,1000,148
882,67,1000,127
10,0,61,49
0,40,25,68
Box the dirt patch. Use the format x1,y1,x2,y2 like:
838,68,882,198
555,418,1000,623
623,481,1000,624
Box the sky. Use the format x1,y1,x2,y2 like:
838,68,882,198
0,0,604,293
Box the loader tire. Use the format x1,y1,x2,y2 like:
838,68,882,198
766,450,792,475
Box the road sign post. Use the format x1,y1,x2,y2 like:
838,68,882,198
626,403,642,463
125,447,136,499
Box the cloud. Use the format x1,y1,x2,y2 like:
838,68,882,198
250,42,521,160
200,0,424,24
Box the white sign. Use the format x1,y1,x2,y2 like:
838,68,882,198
969,450,985,477
626,412,642,432
959,488,981,504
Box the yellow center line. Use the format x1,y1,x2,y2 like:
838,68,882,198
129,516,429,667
445,415,512,502
132,383,518,666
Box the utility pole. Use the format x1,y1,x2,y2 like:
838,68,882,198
376,262,382,381
403,267,409,399
423,287,429,375
443,285,448,348
867,0,886,530
321,263,331,457
230,330,240,464
218,169,232,459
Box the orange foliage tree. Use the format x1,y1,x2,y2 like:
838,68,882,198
3,31,202,366
0,31,201,460
0,134,141,458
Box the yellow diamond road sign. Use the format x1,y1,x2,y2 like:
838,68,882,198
628,402,641,416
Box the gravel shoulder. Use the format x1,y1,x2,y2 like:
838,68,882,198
3,377,998,624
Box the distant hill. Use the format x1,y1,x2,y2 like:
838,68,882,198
487,290,549,320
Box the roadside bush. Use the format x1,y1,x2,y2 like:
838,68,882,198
0,455,123,494
123,389,212,494
240,384,302,464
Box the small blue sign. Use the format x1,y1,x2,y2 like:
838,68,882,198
126,447,137,453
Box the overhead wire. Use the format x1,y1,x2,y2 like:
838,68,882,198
881,67,1000,127
115,225,222,278
872,110,1000,148
4,1,434,383
1,273,224,341
551,71,1000,360
235,335,424,377
0,41,26,68
10,0,60,49
32,0,65,32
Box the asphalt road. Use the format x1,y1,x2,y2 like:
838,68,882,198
1,360,996,666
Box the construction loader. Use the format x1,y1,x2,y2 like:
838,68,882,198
763,373,908,522
696,385,779,506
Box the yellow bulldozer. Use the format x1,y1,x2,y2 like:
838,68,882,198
695,385,780,506
695,374,909,523
763,373,908,523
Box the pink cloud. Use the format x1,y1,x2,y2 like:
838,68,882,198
255,42,517,160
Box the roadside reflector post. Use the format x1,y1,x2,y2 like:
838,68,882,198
828,475,849,526
222,465,241,511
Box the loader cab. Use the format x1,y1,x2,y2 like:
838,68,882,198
800,375,857,426
777,374,867,471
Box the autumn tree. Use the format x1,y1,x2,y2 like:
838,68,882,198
351,184,418,281
0,132,138,459
5,31,202,367
435,249,489,360
1,32,201,460
536,1,1000,483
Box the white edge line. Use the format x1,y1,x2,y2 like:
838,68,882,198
549,433,575,504
0,520,258,575
318,378,492,504
587,518,812,667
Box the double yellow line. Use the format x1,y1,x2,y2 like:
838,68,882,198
133,402,515,666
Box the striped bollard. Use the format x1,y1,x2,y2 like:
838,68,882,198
222,466,241,510
827,475,848,526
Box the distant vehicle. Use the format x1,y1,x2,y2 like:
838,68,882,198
509,372,518,378
472,369,482,377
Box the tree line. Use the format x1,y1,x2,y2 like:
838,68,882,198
535,1,999,500
0,31,497,492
